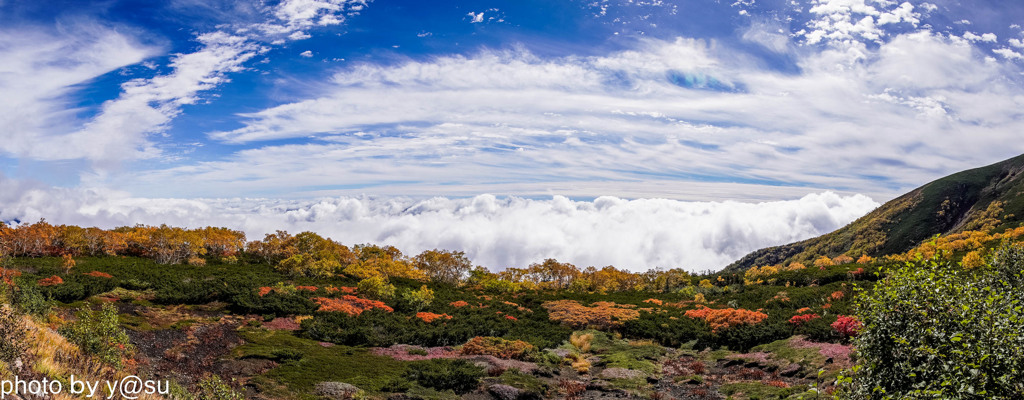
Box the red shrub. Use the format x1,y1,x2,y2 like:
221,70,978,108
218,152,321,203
737,368,765,380
789,313,821,326
766,380,789,388
295,285,318,292
313,296,394,316
258,287,273,297
688,360,705,374
38,275,64,287
416,312,452,323
505,315,518,321
832,315,862,338
82,270,113,279
0,269,22,286
684,306,768,332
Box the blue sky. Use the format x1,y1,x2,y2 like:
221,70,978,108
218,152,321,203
3,0,1024,270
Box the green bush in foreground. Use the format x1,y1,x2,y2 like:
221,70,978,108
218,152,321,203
401,359,485,394
838,244,1024,399
59,303,134,369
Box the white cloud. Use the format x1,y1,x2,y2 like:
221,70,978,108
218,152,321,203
802,0,921,46
963,31,997,42
467,12,485,24
188,33,1024,201
0,0,368,165
0,173,878,271
0,23,160,161
993,48,1024,60
300,50,314,57
63,31,259,163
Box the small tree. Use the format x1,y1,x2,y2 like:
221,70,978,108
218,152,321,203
59,303,134,369
838,244,1024,399
401,285,435,312
357,276,395,300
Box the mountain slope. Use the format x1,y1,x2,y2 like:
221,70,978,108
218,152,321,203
724,153,1024,272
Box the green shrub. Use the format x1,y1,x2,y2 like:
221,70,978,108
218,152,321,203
12,279,49,316
231,291,318,317
270,349,304,362
59,303,134,369
407,348,429,356
838,245,1024,399
195,375,244,400
403,359,484,394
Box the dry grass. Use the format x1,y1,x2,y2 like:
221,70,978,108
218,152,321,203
569,332,594,353
20,310,168,399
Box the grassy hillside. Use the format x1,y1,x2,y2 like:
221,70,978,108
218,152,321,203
724,153,1024,272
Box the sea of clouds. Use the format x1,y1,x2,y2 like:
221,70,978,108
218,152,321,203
0,177,878,272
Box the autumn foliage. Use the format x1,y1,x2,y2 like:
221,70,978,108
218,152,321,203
459,336,535,360
788,313,821,326
82,271,113,279
642,298,663,306
542,300,640,329
831,315,861,338
313,296,394,316
684,306,768,332
415,312,452,323
37,275,64,287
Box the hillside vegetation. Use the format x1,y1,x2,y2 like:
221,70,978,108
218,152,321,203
0,156,1022,399
725,153,1024,272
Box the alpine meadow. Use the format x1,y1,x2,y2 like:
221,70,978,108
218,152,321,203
1,0,1024,399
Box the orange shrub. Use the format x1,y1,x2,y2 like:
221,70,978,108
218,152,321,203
0,268,22,285
38,275,64,287
450,300,470,308
795,307,812,314
460,336,535,360
542,300,640,328
684,306,768,332
789,313,821,326
258,287,274,297
642,298,663,306
295,286,318,292
416,312,452,323
832,255,854,265
82,270,113,279
830,291,845,300
313,296,394,316
505,315,518,321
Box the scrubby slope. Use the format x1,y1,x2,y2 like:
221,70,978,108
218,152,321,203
725,153,1024,272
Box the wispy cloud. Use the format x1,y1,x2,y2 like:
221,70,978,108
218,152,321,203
0,22,160,161
190,16,1024,200
0,0,369,164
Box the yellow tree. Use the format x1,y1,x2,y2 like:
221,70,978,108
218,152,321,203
414,249,473,285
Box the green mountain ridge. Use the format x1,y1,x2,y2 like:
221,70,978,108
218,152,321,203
724,153,1024,272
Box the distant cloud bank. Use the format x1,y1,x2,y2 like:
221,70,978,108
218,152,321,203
0,176,878,271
